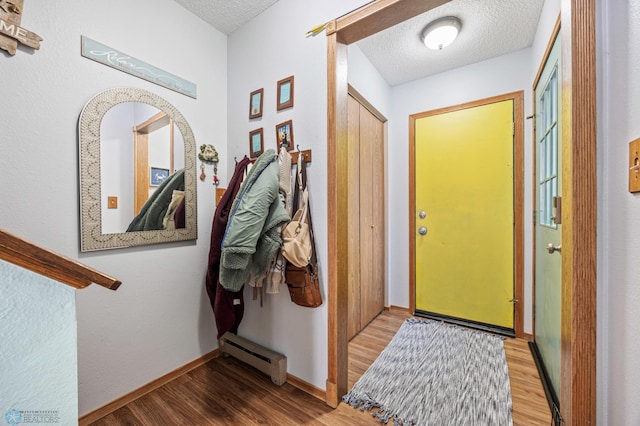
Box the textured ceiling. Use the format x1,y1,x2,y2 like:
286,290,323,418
173,0,545,87
172,0,280,35
357,0,545,86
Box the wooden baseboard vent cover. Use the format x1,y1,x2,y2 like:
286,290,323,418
219,332,287,386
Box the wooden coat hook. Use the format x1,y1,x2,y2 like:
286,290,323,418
291,149,312,164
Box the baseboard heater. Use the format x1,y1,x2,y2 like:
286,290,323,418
219,332,287,386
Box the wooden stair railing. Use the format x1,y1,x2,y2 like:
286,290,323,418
0,229,121,290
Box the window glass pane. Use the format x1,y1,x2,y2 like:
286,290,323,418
537,64,560,229
543,90,550,129
550,70,557,123
551,126,557,176
540,181,547,225
549,177,558,228
538,137,547,178
548,180,553,225
547,133,553,180
536,91,547,131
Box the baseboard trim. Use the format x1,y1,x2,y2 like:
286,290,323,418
286,374,326,401
385,305,410,314
325,379,339,408
78,349,219,425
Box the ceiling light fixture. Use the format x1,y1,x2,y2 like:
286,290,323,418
421,16,462,50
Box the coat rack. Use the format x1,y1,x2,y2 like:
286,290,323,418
235,147,312,166
224,147,312,205
289,147,312,164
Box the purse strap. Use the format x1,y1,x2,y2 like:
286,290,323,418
290,153,316,264
298,155,317,266
291,156,303,212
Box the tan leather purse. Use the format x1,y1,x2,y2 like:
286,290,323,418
284,155,322,308
282,186,312,268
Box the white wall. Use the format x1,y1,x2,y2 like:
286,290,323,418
386,49,534,332
0,0,227,416
0,261,78,424
600,0,640,423
347,44,393,118
226,0,369,389
531,0,561,68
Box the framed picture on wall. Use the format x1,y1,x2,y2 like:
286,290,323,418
249,128,264,159
249,88,263,119
275,120,294,151
276,76,294,111
150,167,169,186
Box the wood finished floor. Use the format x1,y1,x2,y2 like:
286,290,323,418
90,309,550,425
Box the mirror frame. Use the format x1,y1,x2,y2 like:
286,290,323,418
78,87,197,251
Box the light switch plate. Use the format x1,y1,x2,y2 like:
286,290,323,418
630,139,640,193
107,196,118,209
216,188,225,205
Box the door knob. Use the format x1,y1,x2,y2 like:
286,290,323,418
418,226,428,236
546,243,561,254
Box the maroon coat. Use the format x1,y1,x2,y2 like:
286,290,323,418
206,156,251,339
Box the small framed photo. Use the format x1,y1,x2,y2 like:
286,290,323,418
150,167,169,186
249,88,263,119
275,120,294,151
249,128,264,159
276,76,294,111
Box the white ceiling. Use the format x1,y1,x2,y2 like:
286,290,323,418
358,0,545,86
173,0,545,87
172,0,280,35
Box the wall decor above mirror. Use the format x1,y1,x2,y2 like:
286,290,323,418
79,87,197,251
81,36,197,99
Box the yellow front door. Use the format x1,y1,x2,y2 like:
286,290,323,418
414,99,515,330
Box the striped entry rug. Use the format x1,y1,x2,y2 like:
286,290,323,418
343,318,513,425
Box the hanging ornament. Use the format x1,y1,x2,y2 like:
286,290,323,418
198,144,220,186
212,163,220,186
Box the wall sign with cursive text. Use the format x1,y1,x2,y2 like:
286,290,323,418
81,36,197,99
0,0,43,56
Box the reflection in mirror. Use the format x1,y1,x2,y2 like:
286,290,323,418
100,103,185,234
79,88,197,251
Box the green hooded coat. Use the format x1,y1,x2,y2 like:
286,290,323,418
219,150,290,291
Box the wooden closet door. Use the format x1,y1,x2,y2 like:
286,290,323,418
347,95,362,340
359,101,384,328
347,94,385,339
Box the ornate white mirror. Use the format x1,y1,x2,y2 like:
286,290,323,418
79,87,197,251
